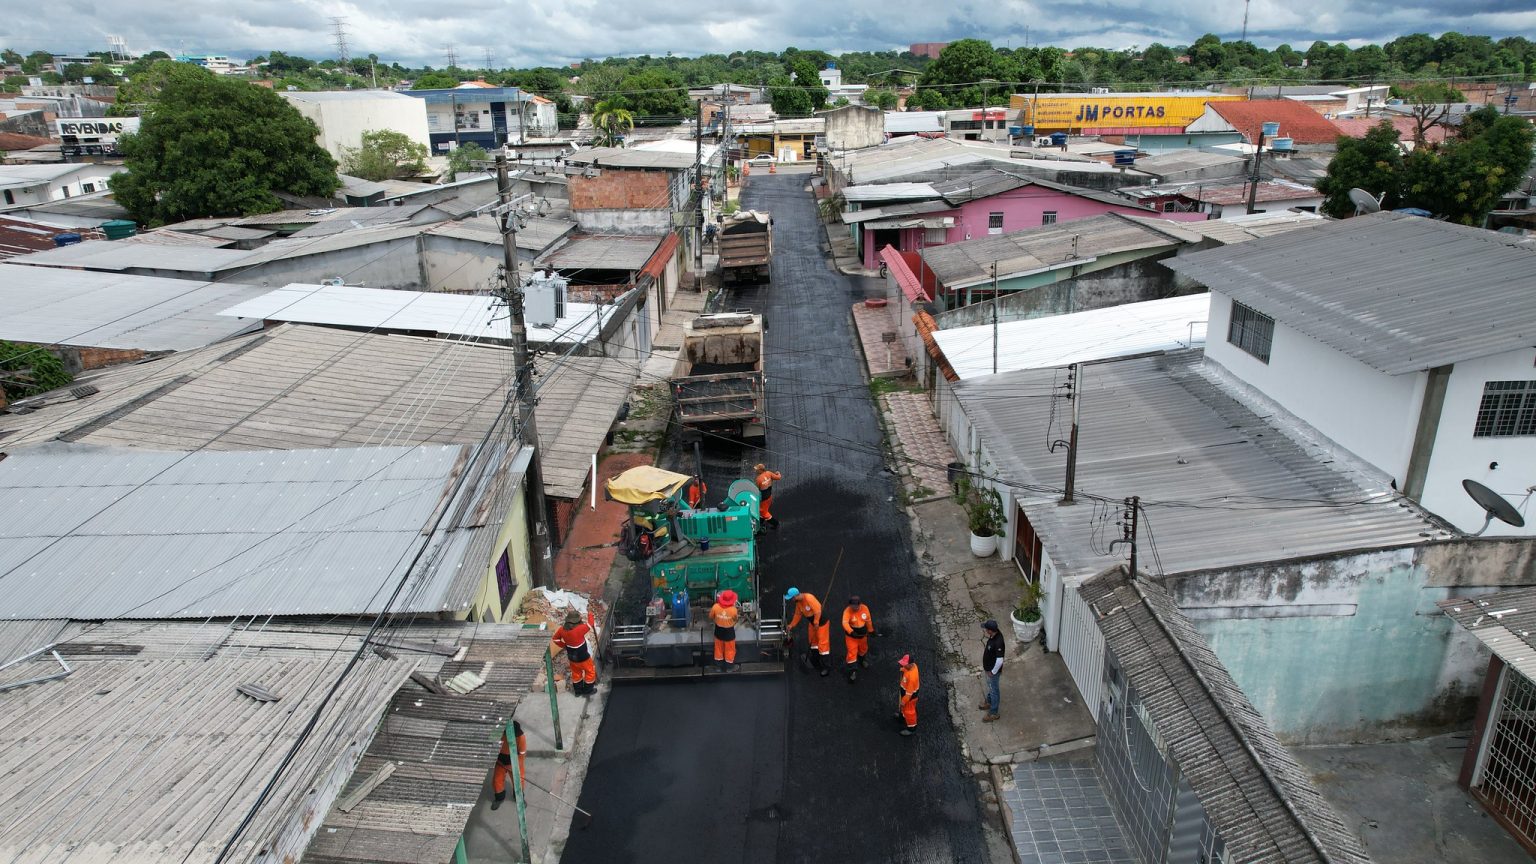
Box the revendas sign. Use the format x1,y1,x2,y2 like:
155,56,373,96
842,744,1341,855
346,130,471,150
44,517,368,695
57,119,137,136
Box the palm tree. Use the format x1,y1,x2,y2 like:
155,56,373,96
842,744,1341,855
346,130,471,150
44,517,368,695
591,100,635,147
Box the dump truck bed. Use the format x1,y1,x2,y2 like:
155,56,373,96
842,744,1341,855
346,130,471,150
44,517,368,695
671,313,766,439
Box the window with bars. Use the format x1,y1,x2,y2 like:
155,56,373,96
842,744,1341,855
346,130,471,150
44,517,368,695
1226,300,1274,363
1041,211,1058,225
1474,381,1536,438
987,212,1004,235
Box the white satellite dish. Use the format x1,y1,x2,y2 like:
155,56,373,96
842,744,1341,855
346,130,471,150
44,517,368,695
1348,188,1382,216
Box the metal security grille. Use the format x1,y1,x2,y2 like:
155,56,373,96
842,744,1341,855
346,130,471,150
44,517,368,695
1474,668,1536,850
1474,380,1536,438
1226,301,1274,363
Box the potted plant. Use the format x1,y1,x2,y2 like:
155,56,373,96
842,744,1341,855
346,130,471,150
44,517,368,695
955,476,1003,557
1011,578,1044,644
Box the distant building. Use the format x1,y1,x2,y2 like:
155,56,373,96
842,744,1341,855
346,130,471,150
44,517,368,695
175,54,239,75
279,90,432,160
0,163,123,208
405,85,558,151
909,42,949,60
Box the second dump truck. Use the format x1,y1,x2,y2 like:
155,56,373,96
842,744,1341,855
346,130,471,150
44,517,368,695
671,312,766,442
719,210,772,285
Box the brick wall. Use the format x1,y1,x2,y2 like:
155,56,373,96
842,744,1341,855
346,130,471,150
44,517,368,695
72,346,146,371
570,169,670,211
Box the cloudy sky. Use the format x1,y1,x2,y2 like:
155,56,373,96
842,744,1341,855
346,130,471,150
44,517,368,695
10,0,1535,68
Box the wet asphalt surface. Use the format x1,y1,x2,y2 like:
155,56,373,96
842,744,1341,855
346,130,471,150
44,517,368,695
562,171,990,864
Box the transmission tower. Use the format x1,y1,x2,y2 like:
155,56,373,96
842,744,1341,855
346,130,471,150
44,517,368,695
1240,0,1251,42
445,44,458,69
484,48,495,71
331,16,350,64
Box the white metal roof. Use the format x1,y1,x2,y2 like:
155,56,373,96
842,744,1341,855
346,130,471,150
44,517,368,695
7,239,253,273
218,282,615,344
952,352,1450,582
932,294,1209,379
0,442,474,619
842,182,939,202
0,264,267,350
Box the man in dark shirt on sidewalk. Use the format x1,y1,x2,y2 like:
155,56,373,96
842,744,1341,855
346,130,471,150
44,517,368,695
979,620,1005,721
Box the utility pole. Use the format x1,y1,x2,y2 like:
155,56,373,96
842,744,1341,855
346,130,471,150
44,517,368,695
1060,363,1080,504
1245,121,1273,215
694,98,704,270
495,152,554,589
1111,496,1140,576
991,261,1000,375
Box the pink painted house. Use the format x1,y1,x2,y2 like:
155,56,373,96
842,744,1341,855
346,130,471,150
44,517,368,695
843,167,1206,269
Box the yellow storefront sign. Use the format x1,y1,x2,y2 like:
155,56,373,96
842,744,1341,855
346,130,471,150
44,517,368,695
1009,93,1245,131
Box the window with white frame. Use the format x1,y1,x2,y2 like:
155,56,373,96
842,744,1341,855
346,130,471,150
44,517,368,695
1226,300,1274,363
987,212,1004,234
1041,211,1058,225
1474,380,1536,438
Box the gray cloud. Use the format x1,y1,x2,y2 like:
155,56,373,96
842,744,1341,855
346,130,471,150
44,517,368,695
7,0,1532,68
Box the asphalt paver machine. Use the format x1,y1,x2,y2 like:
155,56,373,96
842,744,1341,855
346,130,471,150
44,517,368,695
604,465,785,680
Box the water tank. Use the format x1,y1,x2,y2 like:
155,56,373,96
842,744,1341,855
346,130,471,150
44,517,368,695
1015,124,1035,137
1049,132,1068,146
1113,150,1136,165
53,232,82,247
1260,121,1281,138
100,219,137,240
1269,137,1294,152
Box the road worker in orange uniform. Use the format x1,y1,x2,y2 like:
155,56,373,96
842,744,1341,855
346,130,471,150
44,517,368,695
552,609,598,695
784,587,831,676
686,476,707,509
842,595,875,682
897,654,920,736
710,589,741,672
754,463,781,530
491,720,528,810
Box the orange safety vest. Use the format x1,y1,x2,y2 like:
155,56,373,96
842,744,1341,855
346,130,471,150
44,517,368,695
788,593,823,628
553,622,592,662
843,604,873,637
755,469,780,494
709,603,740,629
901,664,920,699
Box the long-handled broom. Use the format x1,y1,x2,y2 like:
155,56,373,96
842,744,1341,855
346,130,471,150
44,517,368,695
521,777,595,829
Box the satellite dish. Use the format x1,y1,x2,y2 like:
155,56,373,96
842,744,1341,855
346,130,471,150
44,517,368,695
1348,188,1382,215
1462,479,1526,535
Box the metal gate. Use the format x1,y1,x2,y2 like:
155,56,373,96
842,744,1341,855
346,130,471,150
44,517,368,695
1473,666,1536,852
1058,584,1105,722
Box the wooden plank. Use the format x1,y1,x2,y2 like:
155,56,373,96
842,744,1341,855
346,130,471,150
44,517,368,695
336,761,397,812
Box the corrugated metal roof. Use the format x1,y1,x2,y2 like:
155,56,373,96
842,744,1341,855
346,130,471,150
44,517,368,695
1124,211,1326,245
933,294,1208,379
0,442,481,620
952,352,1450,582
564,146,697,170
1082,571,1373,864
0,264,268,350
1183,179,1321,206
841,182,940,202
1134,149,1249,177
422,214,575,253
1441,587,1536,683
1163,211,1536,374
932,168,1032,205
121,229,235,248
0,324,635,502
0,624,420,864
537,233,663,271
197,224,276,242
218,283,616,344
840,200,951,224
7,240,253,274
921,212,1185,288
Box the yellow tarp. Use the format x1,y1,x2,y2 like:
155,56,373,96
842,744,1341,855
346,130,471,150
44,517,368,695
605,465,691,505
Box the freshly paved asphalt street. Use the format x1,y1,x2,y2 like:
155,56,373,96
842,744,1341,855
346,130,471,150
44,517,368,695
563,171,990,864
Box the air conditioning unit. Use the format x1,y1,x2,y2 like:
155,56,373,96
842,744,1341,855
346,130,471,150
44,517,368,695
525,272,567,328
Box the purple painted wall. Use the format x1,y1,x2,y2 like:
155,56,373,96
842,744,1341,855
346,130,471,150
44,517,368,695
860,186,1207,269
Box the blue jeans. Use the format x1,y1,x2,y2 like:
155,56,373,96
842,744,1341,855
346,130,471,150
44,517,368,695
985,671,1001,715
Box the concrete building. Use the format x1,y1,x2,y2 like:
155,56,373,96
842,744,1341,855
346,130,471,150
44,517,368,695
1166,212,1536,537
841,164,1203,269
943,108,1010,143
0,163,124,207
279,90,432,160
405,84,557,152
735,118,825,162
816,104,884,151
1010,91,1241,135
176,54,239,74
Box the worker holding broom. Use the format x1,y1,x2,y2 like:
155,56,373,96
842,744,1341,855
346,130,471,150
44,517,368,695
490,720,528,810
552,609,598,695
785,587,831,676
710,589,741,672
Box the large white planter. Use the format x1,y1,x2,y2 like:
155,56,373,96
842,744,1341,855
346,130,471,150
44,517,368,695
969,531,998,557
1011,608,1042,644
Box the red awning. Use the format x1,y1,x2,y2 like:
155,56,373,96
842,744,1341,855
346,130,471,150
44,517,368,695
640,232,681,282
880,245,930,303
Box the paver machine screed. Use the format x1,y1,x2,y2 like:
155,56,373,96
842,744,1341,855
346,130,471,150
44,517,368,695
604,465,785,680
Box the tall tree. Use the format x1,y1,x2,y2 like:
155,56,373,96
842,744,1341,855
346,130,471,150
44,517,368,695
788,57,828,111
1316,122,1403,217
411,71,459,89
591,99,634,146
445,142,489,181
110,63,337,224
